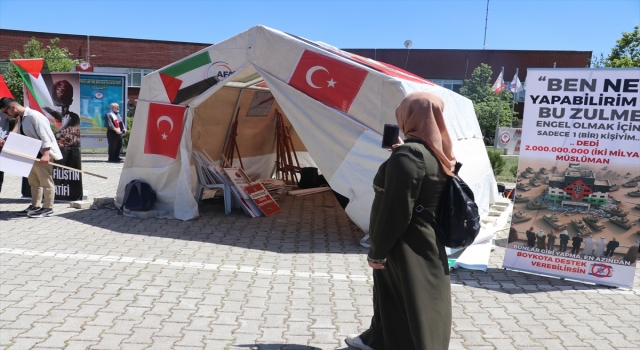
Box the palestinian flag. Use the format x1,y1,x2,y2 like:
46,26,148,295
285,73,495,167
159,51,221,104
0,74,14,99
11,59,55,110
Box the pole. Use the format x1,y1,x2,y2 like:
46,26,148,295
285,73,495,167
510,68,519,127
2,149,107,179
495,67,504,130
483,0,490,49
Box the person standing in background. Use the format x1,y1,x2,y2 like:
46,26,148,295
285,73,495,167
604,238,619,257
508,224,519,244
104,102,126,163
546,230,556,251
536,230,546,250
571,234,584,255
593,237,607,258
525,226,536,248
583,235,596,256
559,230,570,252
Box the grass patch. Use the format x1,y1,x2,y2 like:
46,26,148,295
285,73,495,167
486,146,519,183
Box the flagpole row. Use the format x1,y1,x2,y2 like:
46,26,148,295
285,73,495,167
495,67,504,133
510,68,519,127
2,149,108,179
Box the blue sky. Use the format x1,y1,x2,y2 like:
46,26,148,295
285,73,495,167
1,0,638,58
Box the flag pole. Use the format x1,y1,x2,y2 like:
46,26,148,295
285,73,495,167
510,68,519,127
495,66,504,130
2,149,108,179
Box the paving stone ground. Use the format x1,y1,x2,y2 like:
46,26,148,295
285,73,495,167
1,154,639,350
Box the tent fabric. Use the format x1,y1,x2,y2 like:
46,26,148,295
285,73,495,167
116,25,498,236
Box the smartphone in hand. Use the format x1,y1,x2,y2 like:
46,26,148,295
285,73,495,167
381,124,400,148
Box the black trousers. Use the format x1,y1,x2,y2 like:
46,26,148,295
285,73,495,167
107,130,123,161
559,242,568,252
571,245,580,254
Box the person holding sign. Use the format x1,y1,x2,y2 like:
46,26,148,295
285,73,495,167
104,102,127,163
0,97,62,218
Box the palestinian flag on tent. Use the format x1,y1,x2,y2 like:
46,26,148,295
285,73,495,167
11,59,55,112
0,74,14,99
159,51,223,104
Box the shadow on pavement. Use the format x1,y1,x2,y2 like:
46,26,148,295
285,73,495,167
233,344,323,350
233,345,352,350
50,191,368,255
451,267,617,294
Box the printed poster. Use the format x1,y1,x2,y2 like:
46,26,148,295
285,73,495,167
244,183,282,216
79,74,126,133
22,72,83,201
223,168,263,217
504,68,640,288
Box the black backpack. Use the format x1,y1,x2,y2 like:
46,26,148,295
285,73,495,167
118,180,157,215
409,140,481,249
298,167,320,189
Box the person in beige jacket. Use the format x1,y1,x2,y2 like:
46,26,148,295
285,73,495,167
0,97,62,218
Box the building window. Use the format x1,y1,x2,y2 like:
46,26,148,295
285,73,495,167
128,69,154,87
0,61,10,76
430,79,463,93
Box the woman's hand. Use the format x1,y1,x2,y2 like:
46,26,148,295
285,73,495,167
388,137,404,152
368,261,385,269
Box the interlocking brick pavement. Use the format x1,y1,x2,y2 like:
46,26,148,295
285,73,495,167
1,154,639,349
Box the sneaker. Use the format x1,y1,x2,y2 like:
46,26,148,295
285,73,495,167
345,334,374,350
359,234,371,248
17,205,40,216
28,208,54,218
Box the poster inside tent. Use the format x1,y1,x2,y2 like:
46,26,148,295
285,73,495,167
503,68,640,288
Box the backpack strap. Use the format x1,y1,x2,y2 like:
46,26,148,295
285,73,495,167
118,181,136,215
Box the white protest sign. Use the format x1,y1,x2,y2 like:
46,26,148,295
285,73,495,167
0,132,42,177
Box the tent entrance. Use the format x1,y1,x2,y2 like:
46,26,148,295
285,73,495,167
190,69,316,182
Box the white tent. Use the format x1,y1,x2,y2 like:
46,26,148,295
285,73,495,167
117,25,502,246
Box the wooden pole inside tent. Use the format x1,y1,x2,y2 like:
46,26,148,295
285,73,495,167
223,107,244,169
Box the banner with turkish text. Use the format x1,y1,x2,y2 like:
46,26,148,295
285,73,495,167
21,72,83,201
503,68,640,288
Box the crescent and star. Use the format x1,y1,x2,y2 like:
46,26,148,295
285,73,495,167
305,66,336,89
157,116,174,140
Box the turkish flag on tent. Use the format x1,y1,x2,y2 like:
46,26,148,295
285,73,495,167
144,102,186,159
289,50,367,113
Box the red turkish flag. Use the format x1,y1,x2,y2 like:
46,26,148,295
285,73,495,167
144,102,186,159
288,50,367,113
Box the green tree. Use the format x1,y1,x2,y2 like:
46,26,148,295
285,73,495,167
4,37,79,104
459,63,518,144
592,25,640,68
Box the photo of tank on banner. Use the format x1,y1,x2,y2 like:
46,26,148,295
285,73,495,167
504,68,640,288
